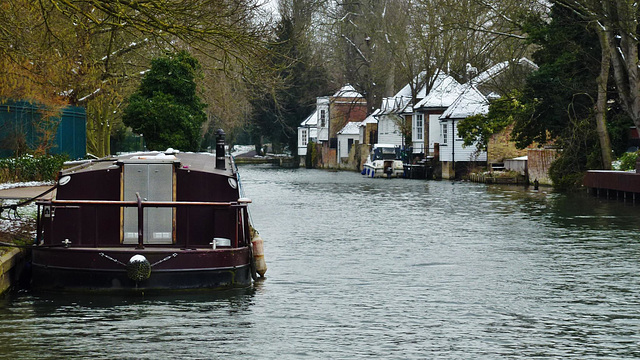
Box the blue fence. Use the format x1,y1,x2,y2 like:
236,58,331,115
0,101,86,159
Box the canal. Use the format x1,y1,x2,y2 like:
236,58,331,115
1,165,639,359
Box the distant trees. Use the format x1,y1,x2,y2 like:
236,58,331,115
122,52,207,152
458,3,634,188
248,0,331,156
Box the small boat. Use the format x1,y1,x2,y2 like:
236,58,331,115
362,144,404,178
33,130,266,292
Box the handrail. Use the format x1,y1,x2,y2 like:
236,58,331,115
35,197,251,248
36,199,251,207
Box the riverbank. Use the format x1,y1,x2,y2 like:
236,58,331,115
0,248,27,294
0,184,46,294
0,183,53,242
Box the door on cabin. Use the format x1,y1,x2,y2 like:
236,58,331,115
122,163,174,244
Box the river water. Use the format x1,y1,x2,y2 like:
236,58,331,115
1,165,639,359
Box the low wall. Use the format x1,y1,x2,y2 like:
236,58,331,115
467,173,527,185
0,248,26,295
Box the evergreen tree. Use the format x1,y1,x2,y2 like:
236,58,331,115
123,51,207,152
515,5,631,185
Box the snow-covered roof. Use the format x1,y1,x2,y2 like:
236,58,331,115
333,84,363,98
360,113,378,126
378,96,411,115
440,85,488,120
394,71,428,98
473,57,538,86
414,73,464,110
300,109,317,126
337,121,362,135
473,61,509,86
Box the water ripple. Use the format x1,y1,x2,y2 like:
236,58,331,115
1,166,640,359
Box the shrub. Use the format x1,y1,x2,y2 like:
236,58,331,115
0,154,67,182
616,151,640,171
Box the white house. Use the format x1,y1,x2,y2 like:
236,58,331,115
297,84,368,166
412,73,464,155
375,96,411,146
359,111,379,145
316,97,330,142
439,84,489,178
298,110,318,156
336,121,361,163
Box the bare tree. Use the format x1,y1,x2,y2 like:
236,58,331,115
1,0,275,156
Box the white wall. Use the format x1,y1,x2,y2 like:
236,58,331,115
439,119,487,162
428,113,441,151
377,115,403,146
298,127,309,156
317,100,329,142
337,134,359,162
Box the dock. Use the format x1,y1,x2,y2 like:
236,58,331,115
583,170,640,202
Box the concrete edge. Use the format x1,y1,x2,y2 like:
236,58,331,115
0,248,26,295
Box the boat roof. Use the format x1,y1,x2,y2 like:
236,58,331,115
61,151,235,176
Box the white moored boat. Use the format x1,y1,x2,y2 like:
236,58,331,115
362,144,404,178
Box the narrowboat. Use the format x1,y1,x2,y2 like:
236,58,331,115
362,144,404,178
33,130,266,292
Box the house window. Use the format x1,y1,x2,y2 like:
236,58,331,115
440,122,448,145
416,114,423,140
320,110,326,128
301,129,307,146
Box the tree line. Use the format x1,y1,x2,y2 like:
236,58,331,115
1,0,637,187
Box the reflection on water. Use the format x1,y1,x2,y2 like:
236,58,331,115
0,288,259,359
1,165,639,359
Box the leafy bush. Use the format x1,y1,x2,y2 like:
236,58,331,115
0,154,67,182
305,140,317,169
616,151,640,171
548,153,586,190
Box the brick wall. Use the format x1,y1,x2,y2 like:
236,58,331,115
528,148,558,185
487,124,528,164
319,144,337,169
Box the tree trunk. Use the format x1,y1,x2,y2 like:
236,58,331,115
595,26,613,169
604,0,640,130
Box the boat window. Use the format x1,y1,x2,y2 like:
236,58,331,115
123,163,174,245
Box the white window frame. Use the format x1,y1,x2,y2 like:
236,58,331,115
416,114,423,140
440,122,448,145
301,129,308,146
320,109,326,128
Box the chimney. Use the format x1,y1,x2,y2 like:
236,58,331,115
215,129,226,170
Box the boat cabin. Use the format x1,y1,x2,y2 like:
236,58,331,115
38,151,249,250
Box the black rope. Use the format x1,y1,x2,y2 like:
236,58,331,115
0,184,58,245
0,184,58,210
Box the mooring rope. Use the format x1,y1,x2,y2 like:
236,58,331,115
0,184,58,246
0,184,57,219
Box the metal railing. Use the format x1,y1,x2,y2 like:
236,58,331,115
36,196,251,249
